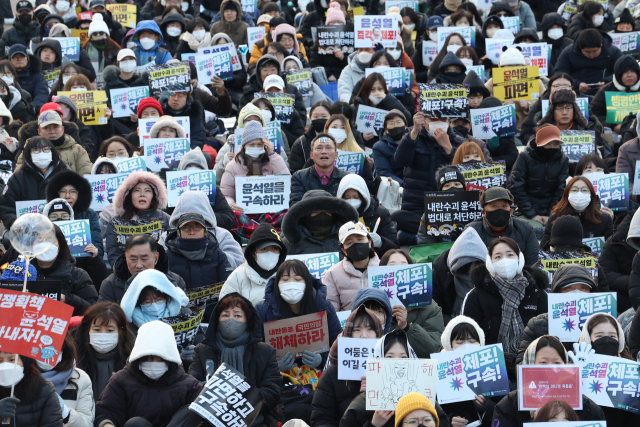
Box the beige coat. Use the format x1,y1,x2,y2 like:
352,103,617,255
16,134,92,175
209,0,249,47
323,255,380,312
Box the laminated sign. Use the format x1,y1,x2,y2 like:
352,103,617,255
16,199,47,217
197,43,242,72
365,67,407,97
465,65,485,82
537,250,599,284
241,0,258,15
84,173,127,212
161,306,205,350
149,64,190,97
138,116,191,140
0,280,62,301
111,217,165,253
114,157,147,173
235,175,291,215
106,4,137,28
166,170,217,207
286,252,339,280
422,41,438,67
518,365,582,410
605,92,640,124
419,84,469,118
110,86,150,118
264,121,284,154
492,66,539,102
610,31,640,55
548,292,617,342
368,263,433,307
355,105,387,135
583,237,605,254
455,162,507,190
470,104,516,139
500,16,520,34
542,98,589,120
186,283,224,309
254,93,295,124
486,39,514,65
423,191,482,237
514,42,548,76
247,27,265,52
437,26,476,50
144,138,190,171
365,358,437,409
43,68,61,90
57,219,92,258
44,37,80,61
560,130,596,162
317,24,355,55
581,354,640,414
58,91,108,125
337,337,378,380
264,311,330,360
336,151,366,175
585,172,629,212
286,70,314,97
195,51,234,84
354,16,398,49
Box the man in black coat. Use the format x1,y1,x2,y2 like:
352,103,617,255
299,0,327,51
10,45,49,114
541,12,573,70
0,1,40,59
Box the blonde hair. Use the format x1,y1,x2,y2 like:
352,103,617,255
452,140,485,165
324,114,363,153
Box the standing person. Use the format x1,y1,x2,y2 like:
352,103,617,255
209,0,249,47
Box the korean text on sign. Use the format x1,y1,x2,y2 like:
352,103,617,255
264,311,330,360
317,24,355,55
369,263,432,308
586,172,629,212
57,219,92,258
548,293,617,342
286,252,339,280
419,84,469,118
354,16,398,49
235,175,291,215
581,354,640,414
337,337,378,380
144,138,190,171
84,173,126,211
365,358,437,410
166,170,217,207
492,66,539,102
518,365,583,410
423,191,482,237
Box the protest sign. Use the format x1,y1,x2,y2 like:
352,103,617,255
537,250,599,284
455,162,507,190
418,83,469,118
264,311,330,360
197,43,242,72
432,344,509,404
583,237,605,254
286,69,314,97
161,306,205,350
422,41,438,67
186,283,224,309
106,4,137,28
548,292,617,342
560,130,596,162
366,358,437,409
369,263,433,307
500,16,520,34
166,170,217,207
114,157,146,173
57,219,92,258
485,38,513,65
317,24,355,55
144,138,189,171
605,92,640,124
44,37,80,61
385,0,418,13
437,26,476,50
138,117,190,141
581,354,640,414
470,104,517,139
493,66,539,102
365,67,406,96
542,99,589,123
247,26,265,52
0,280,61,301
109,86,150,118
58,91,108,125
346,6,364,20
286,252,339,280
586,172,629,211
148,63,190,97
71,28,88,46
84,173,127,211
513,42,548,76
354,16,398,49
235,175,290,214
336,310,350,328
111,217,165,253
518,365,582,410
355,105,387,135
524,423,607,427
189,363,264,427
0,288,73,364
254,93,295,124
16,200,47,217
241,0,258,16
336,151,366,175
43,68,61,90
338,337,378,380
264,121,283,154
423,191,482,237
466,65,485,83
195,51,234,84
610,31,640,56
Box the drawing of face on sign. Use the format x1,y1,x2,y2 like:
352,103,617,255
395,362,407,378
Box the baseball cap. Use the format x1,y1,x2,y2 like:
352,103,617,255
427,16,443,30
480,187,514,206
38,110,63,127
117,48,136,62
177,213,207,229
16,1,32,13
257,14,272,25
8,44,27,59
256,240,282,250
89,0,106,8
263,74,285,91
339,221,369,244
40,102,64,116
536,125,563,147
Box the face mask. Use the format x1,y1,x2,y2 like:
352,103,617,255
346,198,362,210
140,37,156,50
486,27,498,38
566,289,588,294
219,318,247,340
320,0,327,7
388,126,406,141
139,361,168,380
90,332,119,354
91,37,107,50
485,208,510,228
32,151,53,170
120,60,136,73
427,121,448,136
305,212,333,239
535,145,559,160
447,44,461,53
357,51,372,64
245,146,265,158
0,362,24,387
429,32,438,42
328,128,347,143
1,76,12,86
547,28,563,40
453,124,469,137
56,0,70,12
388,48,402,60
62,75,72,85
182,1,189,10
369,93,384,105
141,300,167,318
256,251,280,271
311,118,328,133
34,243,58,260
279,281,306,304
18,14,32,26
166,27,181,37
460,58,473,67
593,15,604,27
261,110,272,122
111,156,129,164
345,242,371,262
591,336,619,356
491,258,520,280
36,352,62,371
455,342,480,352
185,166,201,171
127,41,136,49
71,87,87,91
405,23,415,31
193,29,205,41
568,192,591,211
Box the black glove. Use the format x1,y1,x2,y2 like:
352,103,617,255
0,397,20,419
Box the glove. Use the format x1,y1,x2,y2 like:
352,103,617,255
370,232,382,248
278,352,295,372
488,136,500,151
57,395,69,419
302,350,322,369
568,342,595,367
373,42,384,52
0,397,19,419
181,345,195,362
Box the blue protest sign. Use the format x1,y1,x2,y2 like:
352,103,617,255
369,263,432,307
336,151,366,175
57,219,92,257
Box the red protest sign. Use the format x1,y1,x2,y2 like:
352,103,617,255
518,366,582,410
0,289,73,364
264,311,330,361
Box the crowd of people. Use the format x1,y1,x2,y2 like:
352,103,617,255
0,0,639,426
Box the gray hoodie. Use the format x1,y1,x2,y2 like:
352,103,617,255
177,146,208,171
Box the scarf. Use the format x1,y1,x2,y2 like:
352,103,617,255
215,330,251,375
41,365,75,394
86,43,106,74
492,273,528,355
181,31,213,52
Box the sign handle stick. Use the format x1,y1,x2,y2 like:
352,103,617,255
372,217,381,234
22,256,30,293
10,256,31,397
9,357,18,397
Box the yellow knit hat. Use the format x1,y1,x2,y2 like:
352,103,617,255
394,393,439,427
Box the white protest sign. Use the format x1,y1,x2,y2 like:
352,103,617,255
336,310,351,329
16,199,47,217
580,354,640,414
437,26,475,51
368,263,433,308
286,252,339,279
548,292,617,342
84,173,127,211
470,104,517,139
166,170,217,207
247,27,265,52
337,337,378,380
197,42,242,72
354,16,398,49
235,175,291,214
355,104,387,136
422,41,438,67
109,86,150,118
485,39,513,65
114,157,146,173
365,358,437,409
138,116,191,142
143,138,190,171
514,42,548,77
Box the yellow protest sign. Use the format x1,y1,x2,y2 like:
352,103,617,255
58,91,108,126
71,29,89,47
106,4,137,28
347,6,364,20
541,257,596,271
492,66,539,102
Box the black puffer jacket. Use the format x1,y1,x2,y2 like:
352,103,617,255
540,211,614,250
591,55,640,130
102,65,150,134
309,41,349,81
351,79,415,128
17,120,88,156
159,94,210,150
0,375,62,427
300,0,327,50
541,13,572,69
600,214,637,311
351,95,412,146
519,94,548,146
310,363,360,427
508,139,570,218
630,307,640,359
0,20,40,59
35,259,98,316
290,164,350,207
360,196,399,258
626,248,640,310
159,12,185,54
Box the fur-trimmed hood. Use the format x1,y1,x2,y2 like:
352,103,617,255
91,157,118,174
113,171,168,216
470,264,549,293
440,315,485,351
45,170,92,214
41,198,74,220
149,115,187,138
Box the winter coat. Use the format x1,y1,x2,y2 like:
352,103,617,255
15,134,92,175
0,376,62,427
219,262,273,306
159,94,210,150
352,95,412,142
289,128,364,175
626,249,640,310
220,152,289,205
239,74,307,123
209,0,249,47
324,256,380,312
5,85,34,125
338,52,366,103
629,307,640,359
191,86,233,118
35,259,98,315
158,13,184,54
360,197,399,257
372,134,404,184
103,65,150,134
290,165,351,207
15,54,49,112
540,211,614,250
130,20,172,66
81,38,119,77
567,11,602,39
520,95,547,146
617,138,640,193
16,119,86,155
311,363,360,427
591,56,640,130
508,140,570,218
0,20,40,60
300,0,327,49
309,41,349,81
394,125,464,211
61,368,94,427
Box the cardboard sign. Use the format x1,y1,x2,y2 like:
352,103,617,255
138,116,191,141
560,130,596,162
485,38,514,65
605,91,640,124
114,157,146,173
369,263,433,307
514,42,548,77
57,90,108,125
286,70,314,97
581,354,640,414
197,43,242,72
548,292,617,342
422,41,438,67
16,199,47,217
144,138,190,171
166,170,217,207
466,65,485,83
500,16,520,34
286,252,339,280
384,1,418,13
493,66,539,102
423,191,482,237
247,27,265,52
43,68,61,90
195,51,234,84
57,219,92,258
437,26,476,50
111,217,165,252
148,64,191,97
161,306,205,350
365,67,407,97
106,4,137,28
0,288,73,363
354,16,398,49
235,175,291,214
0,280,61,301
610,31,640,55
254,93,295,124
583,236,605,254
470,104,517,139
186,283,224,309
264,311,330,360
70,29,88,46
537,250,599,284
338,337,378,380
418,83,469,118
336,151,366,175
585,172,629,212
109,86,150,118
84,173,127,211
431,344,509,404
317,24,355,55
365,358,437,409
455,162,507,190
541,98,589,120
518,365,582,410
355,105,387,136
189,363,264,427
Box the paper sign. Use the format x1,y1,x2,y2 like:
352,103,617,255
70,29,88,46
197,43,242,72
355,104,387,136
423,191,482,237
346,7,364,20
317,24,355,55
466,65,485,83
144,138,190,171
114,156,146,173
422,41,438,67
44,37,80,61
581,354,640,414
186,283,223,309
365,358,437,409
418,83,469,118
58,90,108,125
518,365,582,410
583,236,605,254
431,344,509,404
365,67,407,97
605,91,640,124
84,173,127,211
537,250,599,284
16,199,47,217
264,311,330,360
336,151,366,175
254,93,295,124
514,42,548,77
548,292,617,342
485,38,513,65
166,170,217,207
338,337,378,380
241,0,258,16
500,16,520,34
138,116,191,141
148,64,191,97
111,217,165,253
586,172,629,212
524,422,607,427
161,305,205,350
437,26,476,50
0,280,61,301
286,252,339,279
235,175,291,214
106,4,137,28
109,86,150,118
195,51,234,84
264,121,283,154
247,26,265,52
354,15,398,49
455,162,507,190
43,67,61,89
493,66,539,102
385,1,418,13
369,263,433,307
560,130,596,162
286,70,314,97
57,219,92,258
470,104,517,139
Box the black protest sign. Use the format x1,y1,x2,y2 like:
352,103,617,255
161,306,205,350
317,24,355,55
423,191,482,237
418,83,469,118
0,280,62,301
186,283,224,309
149,63,191,97
254,93,295,124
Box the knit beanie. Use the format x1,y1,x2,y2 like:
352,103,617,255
326,2,345,24
137,97,163,118
394,393,439,427
436,165,466,191
615,8,635,27
241,120,267,146
383,109,407,129
47,200,72,218
238,104,266,127
550,215,584,249
0,258,37,282
499,46,525,67
223,1,237,12
88,12,110,36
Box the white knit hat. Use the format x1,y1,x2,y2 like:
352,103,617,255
499,46,526,67
129,320,182,364
88,13,110,37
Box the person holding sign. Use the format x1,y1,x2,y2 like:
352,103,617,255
533,401,579,422
82,15,125,79
426,33,467,84
309,3,349,82
157,89,211,151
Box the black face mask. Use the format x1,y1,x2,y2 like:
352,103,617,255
91,38,107,50
0,94,11,107
344,242,371,262
453,125,469,138
485,208,510,228
535,145,559,160
18,14,32,26
51,134,66,147
592,336,619,356
175,236,209,251
439,71,465,84
387,126,405,141
447,187,464,191
305,212,333,239
311,118,327,133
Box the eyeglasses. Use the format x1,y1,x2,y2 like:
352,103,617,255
141,295,165,305
92,31,106,37
569,187,591,195
59,189,79,196
170,93,188,99
32,147,51,154
181,224,204,233
49,213,70,221
404,417,435,426
554,104,574,111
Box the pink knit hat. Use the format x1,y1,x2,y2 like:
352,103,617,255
326,2,345,25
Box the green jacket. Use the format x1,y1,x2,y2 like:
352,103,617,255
390,302,445,358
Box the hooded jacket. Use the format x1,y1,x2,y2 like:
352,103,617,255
15,53,49,112
541,13,572,69
5,84,33,125
210,0,249,47
540,210,614,251
35,257,98,316
15,134,92,175
463,70,490,99
103,65,150,133
591,55,640,129
282,189,359,255
579,312,627,355
435,52,467,84
372,132,404,185
34,37,63,69
159,13,185,54
0,373,62,427
338,51,367,103
0,19,41,60
158,92,210,150
351,288,393,332
90,157,118,175
130,20,172,66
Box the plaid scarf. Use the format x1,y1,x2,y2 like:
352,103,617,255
233,209,287,244
492,272,528,355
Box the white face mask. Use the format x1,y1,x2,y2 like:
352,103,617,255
593,15,604,27
0,362,23,387
32,152,53,169
346,198,362,209
455,342,480,352
90,332,119,354
491,258,520,280
185,166,201,171
357,51,372,64
140,37,156,50
120,60,136,73
566,289,588,294
35,242,59,262
256,251,280,271
56,0,70,12
245,146,265,158
388,48,402,60
71,87,87,91
36,351,62,371
193,29,205,41
166,27,181,37
280,281,306,304
320,0,327,7
328,128,347,143
139,361,168,380
405,23,415,31
62,75,72,85
112,156,129,164
127,41,136,49
486,27,498,39
447,44,461,53
369,93,384,105
460,58,473,67
1,76,13,85
261,109,272,122
429,32,438,42
182,1,189,11
547,28,563,40
568,192,591,211
427,121,448,136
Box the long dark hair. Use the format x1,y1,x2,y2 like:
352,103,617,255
551,176,602,224
0,354,43,402
273,260,318,317
456,46,479,66
51,63,82,95
122,181,159,219
383,330,410,356
580,1,604,21
429,32,468,76
543,72,575,98
535,335,567,363
24,137,61,170
356,73,389,105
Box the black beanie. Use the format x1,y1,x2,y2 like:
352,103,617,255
245,223,288,279
223,1,238,12
436,166,466,191
615,8,635,28
48,201,72,218
550,215,583,248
